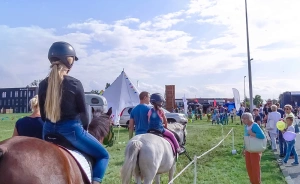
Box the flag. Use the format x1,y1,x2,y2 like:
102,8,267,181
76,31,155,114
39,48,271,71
232,88,241,110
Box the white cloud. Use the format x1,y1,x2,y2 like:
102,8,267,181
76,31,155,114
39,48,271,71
1,0,299,100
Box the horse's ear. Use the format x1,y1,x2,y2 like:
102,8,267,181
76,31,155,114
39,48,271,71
106,107,112,116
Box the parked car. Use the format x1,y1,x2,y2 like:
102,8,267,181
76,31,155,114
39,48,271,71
118,106,187,127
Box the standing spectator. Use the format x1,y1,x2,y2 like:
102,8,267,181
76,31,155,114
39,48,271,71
253,108,262,127
129,91,151,139
275,103,286,157
259,104,264,120
242,113,266,184
230,110,234,123
267,105,281,152
275,103,284,118
278,115,299,165
232,108,237,120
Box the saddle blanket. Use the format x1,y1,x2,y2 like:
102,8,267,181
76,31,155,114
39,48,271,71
163,137,176,156
67,149,92,183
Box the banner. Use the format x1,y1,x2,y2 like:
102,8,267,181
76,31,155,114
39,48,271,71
182,94,188,115
232,88,241,110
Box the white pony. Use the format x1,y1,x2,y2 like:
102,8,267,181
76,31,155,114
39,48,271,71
121,123,187,184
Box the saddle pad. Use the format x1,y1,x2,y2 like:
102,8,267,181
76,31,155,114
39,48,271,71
67,149,92,183
163,137,176,156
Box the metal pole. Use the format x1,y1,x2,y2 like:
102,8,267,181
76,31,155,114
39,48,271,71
244,76,246,105
244,0,254,111
27,87,29,113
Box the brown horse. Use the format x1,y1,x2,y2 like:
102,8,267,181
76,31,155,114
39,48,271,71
0,108,112,184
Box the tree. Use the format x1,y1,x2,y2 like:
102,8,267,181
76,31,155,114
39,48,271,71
27,79,43,87
253,95,263,107
243,97,250,108
105,83,111,89
91,90,100,94
272,99,278,104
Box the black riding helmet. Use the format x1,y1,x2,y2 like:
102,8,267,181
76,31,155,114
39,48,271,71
150,93,165,107
48,41,78,69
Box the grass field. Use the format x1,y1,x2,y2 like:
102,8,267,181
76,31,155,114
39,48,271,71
0,114,285,184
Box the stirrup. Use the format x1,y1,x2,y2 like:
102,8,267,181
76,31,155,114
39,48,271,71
178,147,186,155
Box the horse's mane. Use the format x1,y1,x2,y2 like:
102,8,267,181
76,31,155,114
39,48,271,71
88,109,111,141
167,123,187,134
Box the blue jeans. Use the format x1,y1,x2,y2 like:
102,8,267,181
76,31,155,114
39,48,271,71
43,120,110,183
278,138,286,156
283,140,299,164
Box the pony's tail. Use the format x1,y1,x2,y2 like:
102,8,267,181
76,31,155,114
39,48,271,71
121,140,142,184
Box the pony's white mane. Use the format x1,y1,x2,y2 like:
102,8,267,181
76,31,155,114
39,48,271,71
167,123,187,134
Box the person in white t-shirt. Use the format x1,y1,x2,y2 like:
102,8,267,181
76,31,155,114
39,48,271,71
267,105,281,151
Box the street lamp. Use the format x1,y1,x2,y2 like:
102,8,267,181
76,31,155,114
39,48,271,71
244,0,254,111
27,87,29,113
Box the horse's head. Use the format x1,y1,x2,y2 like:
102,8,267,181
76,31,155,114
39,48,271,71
88,107,113,144
167,123,187,146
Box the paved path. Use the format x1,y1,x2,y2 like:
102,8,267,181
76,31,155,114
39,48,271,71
267,133,300,184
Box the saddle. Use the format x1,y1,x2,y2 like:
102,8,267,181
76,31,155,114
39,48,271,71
147,129,182,156
44,133,93,184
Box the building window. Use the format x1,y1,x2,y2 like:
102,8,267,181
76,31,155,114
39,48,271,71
15,91,18,97
20,91,22,97
32,91,35,96
8,99,10,105
4,100,6,105
12,99,14,105
24,91,27,97
15,107,18,113
15,99,18,105
20,99,23,105
29,91,31,97
20,107,23,113
10,91,12,97
24,107,27,113
2,92,6,98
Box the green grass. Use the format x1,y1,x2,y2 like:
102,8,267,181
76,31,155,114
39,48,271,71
0,114,285,184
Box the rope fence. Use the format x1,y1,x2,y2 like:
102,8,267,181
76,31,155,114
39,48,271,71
168,127,235,184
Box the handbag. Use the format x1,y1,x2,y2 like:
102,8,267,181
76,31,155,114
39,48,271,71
266,119,275,130
244,136,267,153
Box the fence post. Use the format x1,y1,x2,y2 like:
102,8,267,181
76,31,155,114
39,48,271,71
221,125,224,146
194,155,197,184
232,129,234,150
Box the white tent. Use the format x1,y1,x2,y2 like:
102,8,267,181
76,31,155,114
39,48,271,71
103,71,140,124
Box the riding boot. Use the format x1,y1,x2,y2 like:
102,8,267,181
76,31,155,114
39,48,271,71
177,146,186,155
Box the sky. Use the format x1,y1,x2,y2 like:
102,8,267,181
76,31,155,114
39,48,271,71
1,0,300,101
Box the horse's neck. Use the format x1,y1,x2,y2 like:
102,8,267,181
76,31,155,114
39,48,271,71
87,130,104,144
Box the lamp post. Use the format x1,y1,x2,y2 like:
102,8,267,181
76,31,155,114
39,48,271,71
27,87,29,113
244,0,254,111
244,76,246,105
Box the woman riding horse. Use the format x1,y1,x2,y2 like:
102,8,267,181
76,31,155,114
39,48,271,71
38,41,109,184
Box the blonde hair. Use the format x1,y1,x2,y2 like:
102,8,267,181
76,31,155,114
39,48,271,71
284,104,292,110
271,105,277,112
44,57,74,122
30,95,39,111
